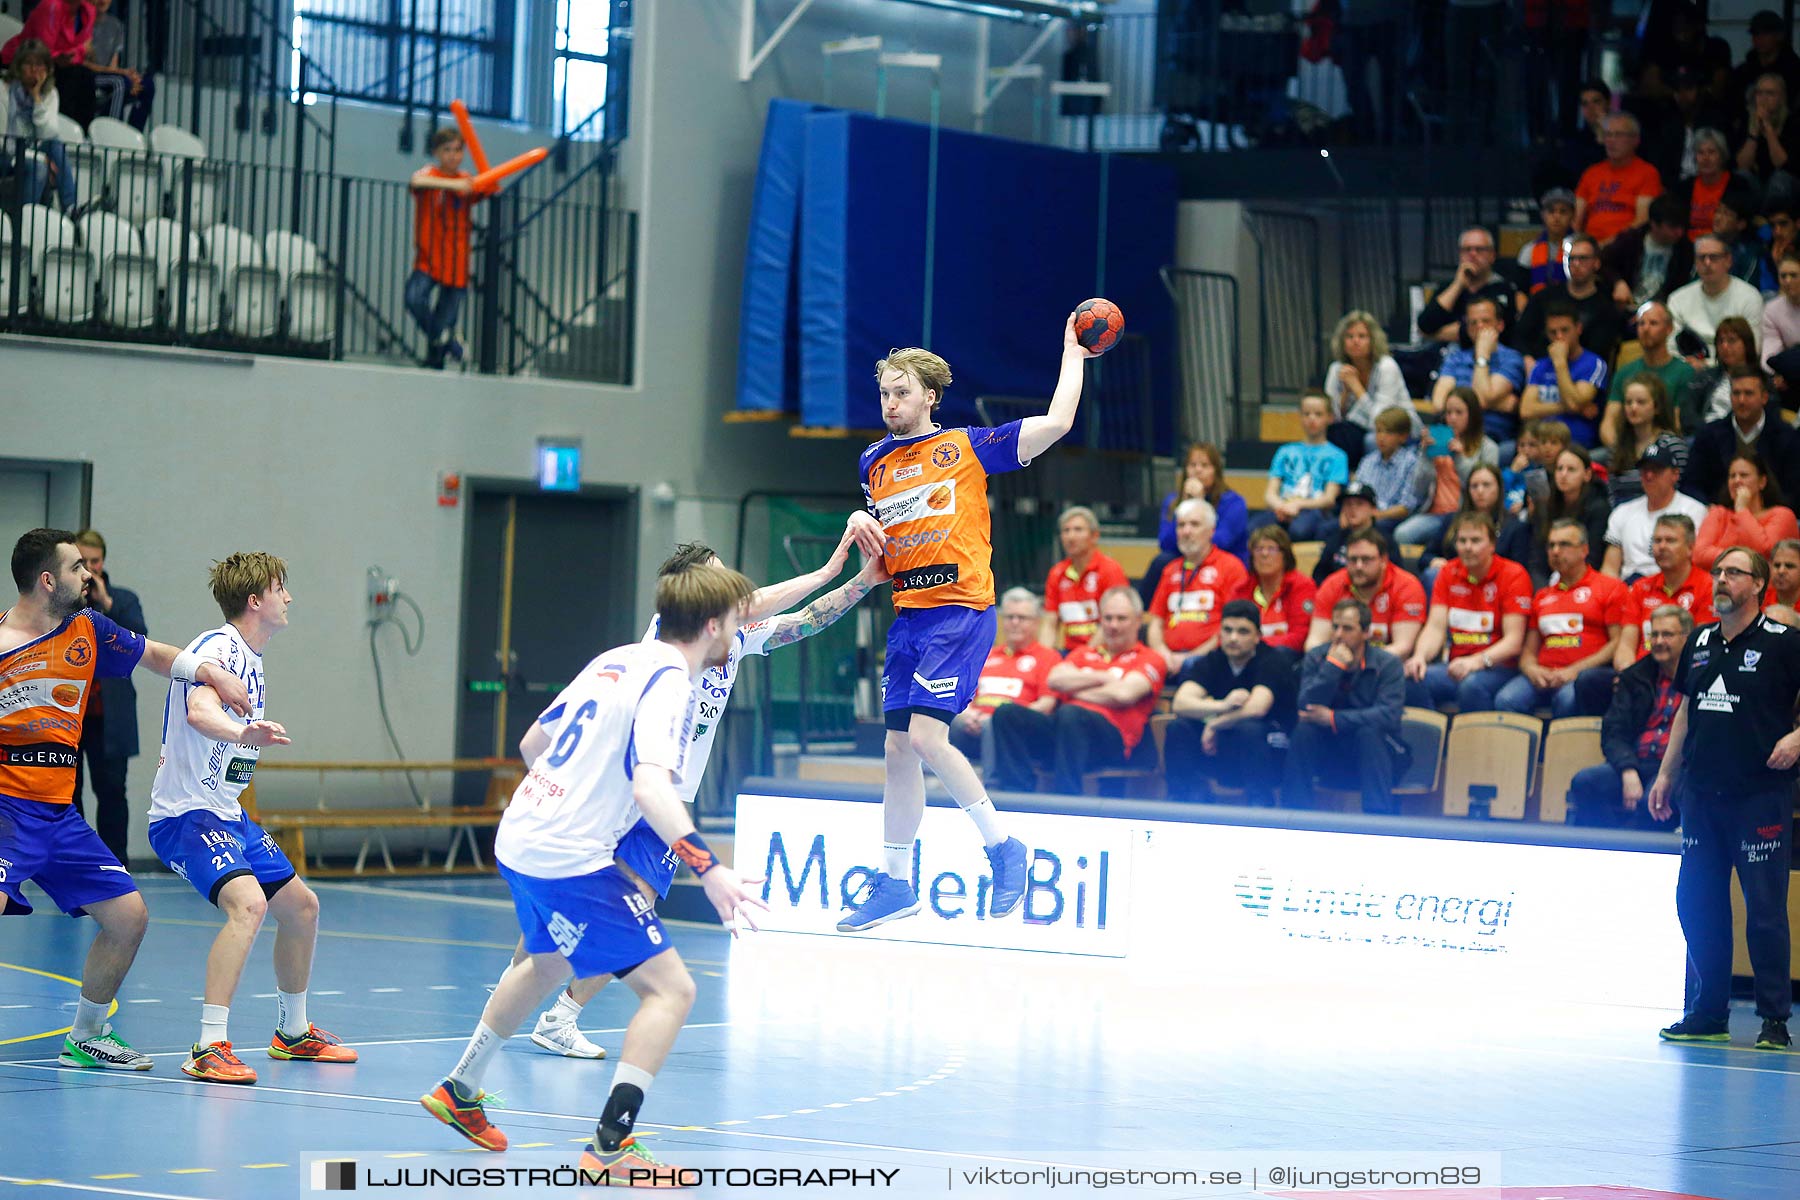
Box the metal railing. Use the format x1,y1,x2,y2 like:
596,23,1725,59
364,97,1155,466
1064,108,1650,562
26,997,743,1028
1244,208,1321,404
1160,266,1241,446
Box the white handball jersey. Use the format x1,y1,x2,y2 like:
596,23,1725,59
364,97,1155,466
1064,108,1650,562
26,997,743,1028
495,640,695,879
149,624,267,821
642,615,774,804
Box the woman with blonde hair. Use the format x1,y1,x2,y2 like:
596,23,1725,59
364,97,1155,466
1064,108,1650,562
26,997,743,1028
1322,309,1414,470
1736,72,1800,197
1605,373,1687,505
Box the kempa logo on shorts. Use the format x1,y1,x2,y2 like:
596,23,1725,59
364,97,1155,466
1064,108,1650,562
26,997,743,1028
913,672,959,698
548,912,589,956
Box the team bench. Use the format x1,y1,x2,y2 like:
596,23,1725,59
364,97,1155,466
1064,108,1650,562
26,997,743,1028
239,759,524,879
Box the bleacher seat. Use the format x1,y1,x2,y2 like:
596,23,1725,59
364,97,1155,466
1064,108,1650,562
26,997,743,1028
1441,711,1541,820
228,266,281,338
40,246,93,323
1538,717,1602,825
203,223,263,291
286,271,338,343
139,217,203,289
17,204,77,279
85,118,159,224
0,212,20,316
173,262,221,335
263,230,323,280
150,125,224,225
1079,711,1172,798
0,14,22,46
52,114,85,144
1314,707,1448,814
81,212,156,330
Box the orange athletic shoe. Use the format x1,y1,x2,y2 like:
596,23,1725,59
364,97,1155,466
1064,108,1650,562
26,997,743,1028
182,1040,258,1085
268,1024,359,1062
420,1079,508,1151
579,1137,689,1188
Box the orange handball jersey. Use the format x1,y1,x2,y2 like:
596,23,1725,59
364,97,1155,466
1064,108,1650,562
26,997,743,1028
860,421,1029,611
413,167,478,289
0,609,146,805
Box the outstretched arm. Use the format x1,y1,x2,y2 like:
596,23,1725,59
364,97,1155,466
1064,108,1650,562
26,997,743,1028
1017,313,1099,463
138,639,252,716
762,553,890,650
747,529,854,622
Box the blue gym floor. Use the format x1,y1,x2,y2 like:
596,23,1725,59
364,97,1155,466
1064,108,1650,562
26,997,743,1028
1,874,1797,1199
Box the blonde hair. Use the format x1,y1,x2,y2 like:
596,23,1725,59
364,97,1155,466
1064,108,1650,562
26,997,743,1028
1329,310,1390,364
875,348,953,409
655,563,755,641
1748,73,1790,137
74,529,107,555
210,552,289,619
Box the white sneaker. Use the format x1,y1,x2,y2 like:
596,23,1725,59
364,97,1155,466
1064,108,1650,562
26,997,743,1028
529,1010,606,1059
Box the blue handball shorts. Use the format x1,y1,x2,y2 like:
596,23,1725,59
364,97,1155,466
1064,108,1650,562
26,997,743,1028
882,604,997,728
148,808,297,906
498,860,671,979
0,794,139,917
614,819,678,899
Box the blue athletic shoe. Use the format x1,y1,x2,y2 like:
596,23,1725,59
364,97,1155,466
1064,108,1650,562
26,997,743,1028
986,837,1027,916
836,872,920,932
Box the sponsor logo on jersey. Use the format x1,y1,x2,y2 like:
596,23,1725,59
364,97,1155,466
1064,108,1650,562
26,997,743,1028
0,676,87,715
931,442,961,469
1744,650,1762,669
1696,675,1741,713
893,464,923,482
894,563,960,592
886,528,949,553
875,480,959,528
63,637,92,667
547,911,589,956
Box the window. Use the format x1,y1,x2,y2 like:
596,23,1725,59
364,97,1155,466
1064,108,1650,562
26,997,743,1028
554,0,631,142
293,0,518,118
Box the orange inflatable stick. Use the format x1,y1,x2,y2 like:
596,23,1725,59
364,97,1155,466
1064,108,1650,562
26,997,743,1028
470,146,549,192
450,99,490,174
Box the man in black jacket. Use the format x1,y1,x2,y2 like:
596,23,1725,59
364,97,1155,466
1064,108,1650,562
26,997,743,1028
1567,602,1691,828
1282,596,1407,814
1682,367,1800,505
1602,195,1694,311
72,530,146,864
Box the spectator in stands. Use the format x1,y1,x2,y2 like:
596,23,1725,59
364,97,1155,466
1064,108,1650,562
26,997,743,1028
1148,497,1251,676
1710,182,1767,283
1686,366,1800,505
1497,517,1627,717
1308,528,1428,661
1422,464,1531,588
948,588,1057,764
1761,252,1800,393
1678,315,1759,432
1529,445,1612,583
1164,599,1294,806
408,128,486,370
1404,512,1532,711
0,0,98,130
1503,418,1570,518
1694,452,1799,569
1606,442,1709,580
1258,391,1347,542
69,529,144,865
1323,309,1414,468
1284,597,1407,814
1669,234,1765,359
1042,504,1128,652
1732,12,1800,111
1395,388,1494,558
0,40,78,214
1568,602,1691,828
1735,73,1800,202
1614,512,1714,667
1576,114,1663,246
1418,226,1521,344
1313,481,1378,585
1606,302,1695,429
1769,537,1800,609
1639,2,1732,105
1350,407,1429,537
1141,443,1245,606
1557,80,1610,181
1515,235,1624,363
86,0,151,131
1648,66,1731,184
1517,188,1577,296
1237,525,1316,655
1431,297,1526,446
1680,128,1735,243
1757,194,1798,292
1603,196,1695,309
1519,302,1610,448
987,586,1165,796
1606,374,1688,506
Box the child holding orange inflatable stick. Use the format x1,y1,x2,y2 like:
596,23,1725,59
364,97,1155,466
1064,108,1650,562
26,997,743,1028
407,126,484,370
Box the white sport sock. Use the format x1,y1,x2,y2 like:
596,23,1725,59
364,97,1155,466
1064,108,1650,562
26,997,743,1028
72,997,108,1040
960,796,1005,847
449,1022,504,1094
200,1003,229,1048
883,842,911,879
276,989,309,1038
548,988,583,1023
609,1061,655,1100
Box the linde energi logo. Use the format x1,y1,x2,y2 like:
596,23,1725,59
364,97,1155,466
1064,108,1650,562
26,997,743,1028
1234,869,1517,953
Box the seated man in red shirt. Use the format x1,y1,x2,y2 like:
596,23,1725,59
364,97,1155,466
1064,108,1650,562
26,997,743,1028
1163,600,1297,806
1404,512,1533,711
1495,518,1628,717
1613,513,1713,670
1147,497,1251,676
987,587,1166,796
1307,528,1427,660
949,588,1058,764
1040,505,1128,652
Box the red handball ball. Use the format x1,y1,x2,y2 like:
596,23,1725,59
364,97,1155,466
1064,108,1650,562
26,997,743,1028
1073,297,1125,355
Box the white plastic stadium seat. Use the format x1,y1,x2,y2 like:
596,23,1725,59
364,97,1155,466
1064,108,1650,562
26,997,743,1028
81,211,155,329
86,117,146,152
0,15,22,46
285,270,338,343
52,113,85,144
17,203,77,278
39,246,93,323
203,223,262,291
84,119,153,223
0,210,22,315
172,261,221,335
263,229,322,280
227,265,281,338
150,124,223,225
78,210,141,271
138,216,203,289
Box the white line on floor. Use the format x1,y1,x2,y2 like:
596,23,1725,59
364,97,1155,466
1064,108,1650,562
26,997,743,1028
0,1175,220,1200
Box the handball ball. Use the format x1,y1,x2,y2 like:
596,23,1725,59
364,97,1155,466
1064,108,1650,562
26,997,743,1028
1074,298,1125,354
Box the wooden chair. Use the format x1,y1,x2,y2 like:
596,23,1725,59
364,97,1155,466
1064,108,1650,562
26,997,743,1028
1441,711,1542,819
1538,717,1602,824
1293,541,1324,580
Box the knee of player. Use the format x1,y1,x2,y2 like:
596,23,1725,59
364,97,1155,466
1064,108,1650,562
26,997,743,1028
224,889,270,927
103,892,151,942
905,722,949,762
664,968,698,1013
282,881,321,926
884,730,919,762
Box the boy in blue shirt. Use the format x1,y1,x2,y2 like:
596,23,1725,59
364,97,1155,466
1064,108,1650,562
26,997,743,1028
1520,304,1608,449
1259,390,1349,542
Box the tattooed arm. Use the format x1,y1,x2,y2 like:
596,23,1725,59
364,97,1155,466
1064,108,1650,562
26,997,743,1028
763,553,891,650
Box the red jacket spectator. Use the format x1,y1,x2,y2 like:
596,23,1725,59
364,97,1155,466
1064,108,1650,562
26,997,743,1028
1313,560,1427,649
1,0,93,65
1059,640,1167,754
1531,567,1629,670
1043,551,1128,650
1624,565,1714,660
1431,554,1535,661
1149,545,1251,658
1236,569,1317,653
1576,119,1662,244
969,641,1058,716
